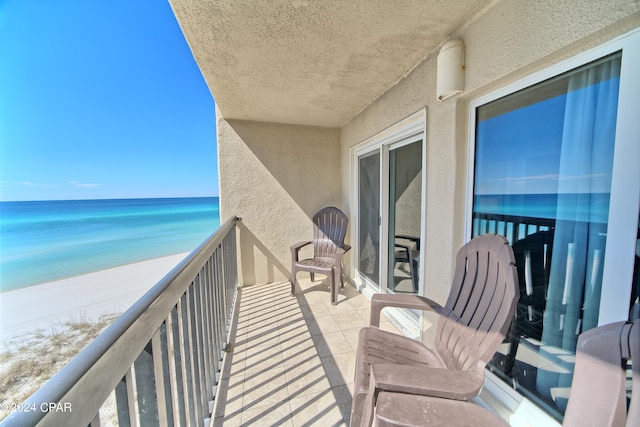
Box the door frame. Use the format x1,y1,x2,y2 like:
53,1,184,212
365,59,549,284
350,109,427,338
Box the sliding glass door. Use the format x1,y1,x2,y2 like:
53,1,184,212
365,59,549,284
354,111,426,334
358,152,381,286
470,33,640,422
387,140,422,295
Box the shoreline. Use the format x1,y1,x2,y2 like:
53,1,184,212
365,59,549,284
0,252,189,343
1,253,193,294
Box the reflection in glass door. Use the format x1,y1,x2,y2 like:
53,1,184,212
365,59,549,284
472,52,621,420
358,152,380,285
388,140,422,294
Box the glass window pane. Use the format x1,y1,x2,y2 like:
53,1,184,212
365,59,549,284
472,52,621,421
387,140,422,294
359,152,380,285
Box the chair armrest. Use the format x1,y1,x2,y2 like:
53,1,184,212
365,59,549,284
335,245,350,266
369,293,446,327
394,243,411,262
291,240,312,250
370,363,484,400
395,235,420,242
290,241,312,261
394,243,411,250
340,244,351,253
396,235,420,250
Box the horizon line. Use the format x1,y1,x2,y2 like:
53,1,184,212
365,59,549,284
0,195,220,203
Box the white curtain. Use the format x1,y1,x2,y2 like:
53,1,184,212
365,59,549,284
536,56,620,411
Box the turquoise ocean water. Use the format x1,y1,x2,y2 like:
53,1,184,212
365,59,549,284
472,192,611,243
473,193,610,223
0,197,220,292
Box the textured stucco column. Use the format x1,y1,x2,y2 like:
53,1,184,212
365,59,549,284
217,114,341,285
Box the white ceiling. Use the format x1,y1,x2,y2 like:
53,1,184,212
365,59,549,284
170,0,492,127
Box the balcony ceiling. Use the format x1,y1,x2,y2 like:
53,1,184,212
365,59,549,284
170,0,491,127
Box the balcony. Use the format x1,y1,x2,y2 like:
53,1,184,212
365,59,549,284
0,217,401,427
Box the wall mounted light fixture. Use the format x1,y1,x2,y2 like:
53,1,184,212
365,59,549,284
437,39,465,101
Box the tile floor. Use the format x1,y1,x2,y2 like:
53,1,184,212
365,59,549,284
212,278,400,426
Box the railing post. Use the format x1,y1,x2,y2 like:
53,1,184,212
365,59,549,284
214,248,225,360
203,267,214,410
133,342,159,426
114,369,136,427
168,305,187,427
178,294,197,426
193,276,208,422
151,323,174,426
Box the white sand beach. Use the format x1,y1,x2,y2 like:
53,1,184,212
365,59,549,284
0,253,189,342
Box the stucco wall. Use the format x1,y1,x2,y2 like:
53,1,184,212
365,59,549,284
217,115,341,284
341,0,640,306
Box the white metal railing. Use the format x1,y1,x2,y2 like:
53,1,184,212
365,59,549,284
1,216,241,427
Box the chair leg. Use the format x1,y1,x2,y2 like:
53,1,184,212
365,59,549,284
504,321,521,375
330,269,338,305
411,259,419,292
361,376,378,427
349,395,364,427
290,270,296,296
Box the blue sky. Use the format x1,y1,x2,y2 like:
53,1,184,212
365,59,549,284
474,79,617,196
475,96,564,196
0,0,218,201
